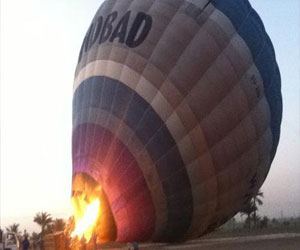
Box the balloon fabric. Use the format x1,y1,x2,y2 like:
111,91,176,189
72,0,282,242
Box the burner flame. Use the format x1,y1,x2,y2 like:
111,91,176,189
70,196,100,242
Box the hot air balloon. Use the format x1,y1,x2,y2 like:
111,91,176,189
72,0,282,243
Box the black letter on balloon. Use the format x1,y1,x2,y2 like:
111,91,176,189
99,11,118,44
82,23,94,53
90,16,104,47
126,12,152,48
78,23,94,62
110,11,131,44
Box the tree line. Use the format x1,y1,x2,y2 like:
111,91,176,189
3,212,66,248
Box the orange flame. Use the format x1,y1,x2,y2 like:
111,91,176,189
70,196,100,242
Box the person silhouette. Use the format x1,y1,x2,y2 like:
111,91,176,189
22,236,30,250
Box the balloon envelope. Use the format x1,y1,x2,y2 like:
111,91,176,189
72,0,282,242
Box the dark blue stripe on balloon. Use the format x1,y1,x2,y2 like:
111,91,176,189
211,0,282,160
73,76,193,241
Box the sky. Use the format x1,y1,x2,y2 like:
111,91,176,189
0,0,299,233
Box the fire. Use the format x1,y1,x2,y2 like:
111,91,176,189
70,196,100,242
69,174,117,244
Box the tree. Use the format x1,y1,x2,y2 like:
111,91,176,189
31,232,40,250
239,189,264,229
271,217,279,227
253,190,264,228
33,212,53,237
260,216,269,228
240,201,256,229
22,229,29,238
227,217,236,230
52,219,66,233
251,213,261,228
5,223,21,236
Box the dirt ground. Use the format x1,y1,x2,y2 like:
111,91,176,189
99,233,300,250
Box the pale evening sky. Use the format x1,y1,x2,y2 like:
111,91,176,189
0,0,299,233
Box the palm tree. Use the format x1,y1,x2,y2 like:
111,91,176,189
52,218,66,233
240,189,264,228
5,223,21,235
33,212,53,237
240,201,256,228
253,190,264,228
31,232,40,250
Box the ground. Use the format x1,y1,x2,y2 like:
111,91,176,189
98,233,300,250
